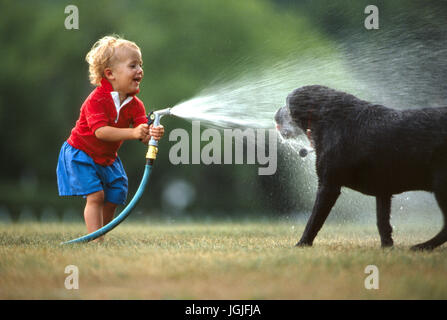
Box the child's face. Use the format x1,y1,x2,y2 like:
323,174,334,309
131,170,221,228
107,46,143,96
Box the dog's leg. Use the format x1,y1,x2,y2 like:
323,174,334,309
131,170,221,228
411,187,447,251
296,184,340,247
376,195,393,247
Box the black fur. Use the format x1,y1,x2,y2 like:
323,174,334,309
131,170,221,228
275,85,447,250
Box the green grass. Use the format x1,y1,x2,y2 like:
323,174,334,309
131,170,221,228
0,220,446,299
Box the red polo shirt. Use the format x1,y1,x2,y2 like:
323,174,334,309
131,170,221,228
67,78,147,166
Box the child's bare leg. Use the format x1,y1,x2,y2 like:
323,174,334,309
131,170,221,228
84,190,105,240
103,202,118,226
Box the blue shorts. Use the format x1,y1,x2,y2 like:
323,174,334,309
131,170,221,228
56,142,128,205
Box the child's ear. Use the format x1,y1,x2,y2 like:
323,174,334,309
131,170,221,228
104,68,114,81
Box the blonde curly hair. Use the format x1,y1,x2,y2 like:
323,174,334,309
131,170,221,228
85,35,141,86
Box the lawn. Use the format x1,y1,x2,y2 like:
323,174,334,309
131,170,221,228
0,219,446,299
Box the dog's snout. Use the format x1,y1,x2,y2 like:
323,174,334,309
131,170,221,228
274,107,282,124
275,106,288,124
275,105,301,139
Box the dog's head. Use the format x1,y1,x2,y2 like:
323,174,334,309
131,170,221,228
275,85,351,139
275,85,327,139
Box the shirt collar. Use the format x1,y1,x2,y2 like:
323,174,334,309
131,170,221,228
110,91,133,110
100,77,114,92
100,78,134,123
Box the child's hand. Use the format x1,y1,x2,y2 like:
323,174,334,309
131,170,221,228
149,124,165,141
133,123,150,140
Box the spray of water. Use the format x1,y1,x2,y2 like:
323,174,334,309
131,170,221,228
170,53,357,129
167,25,445,226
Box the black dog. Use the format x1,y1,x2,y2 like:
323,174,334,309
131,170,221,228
275,85,447,250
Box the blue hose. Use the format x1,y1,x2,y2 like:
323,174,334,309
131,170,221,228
61,163,152,244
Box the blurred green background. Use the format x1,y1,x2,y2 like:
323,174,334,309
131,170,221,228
1,0,446,222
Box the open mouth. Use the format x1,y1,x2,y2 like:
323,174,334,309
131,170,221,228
133,77,142,84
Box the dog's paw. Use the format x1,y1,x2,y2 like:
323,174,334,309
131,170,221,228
381,239,394,248
295,241,312,248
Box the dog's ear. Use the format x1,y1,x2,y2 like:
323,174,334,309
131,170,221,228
287,106,313,132
288,86,335,130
